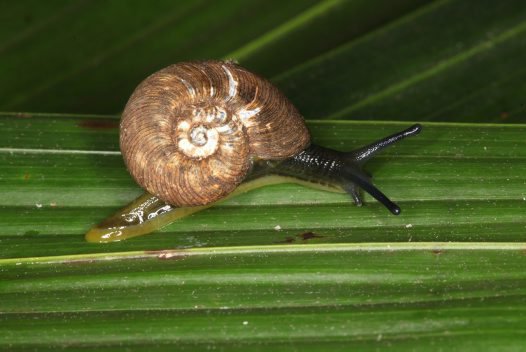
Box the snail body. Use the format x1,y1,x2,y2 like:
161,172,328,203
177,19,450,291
86,61,421,243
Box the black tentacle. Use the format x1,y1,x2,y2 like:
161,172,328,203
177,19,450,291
256,124,422,215
347,124,422,164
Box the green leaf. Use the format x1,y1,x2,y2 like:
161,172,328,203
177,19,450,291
1,112,526,349
2,244,526,350
2,112,525,258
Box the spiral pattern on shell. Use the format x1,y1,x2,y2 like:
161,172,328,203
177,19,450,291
120,60,310,206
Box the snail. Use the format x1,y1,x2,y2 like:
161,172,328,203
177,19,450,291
85,60,421,243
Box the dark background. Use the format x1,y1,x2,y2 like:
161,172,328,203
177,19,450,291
1,0,525,122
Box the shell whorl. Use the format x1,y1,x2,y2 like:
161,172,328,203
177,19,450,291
120,61,310,206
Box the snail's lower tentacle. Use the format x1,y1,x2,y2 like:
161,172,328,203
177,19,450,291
341,164,401,215
344,183,363,206
268,145,401,214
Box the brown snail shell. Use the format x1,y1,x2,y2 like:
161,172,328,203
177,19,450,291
120,60,310,206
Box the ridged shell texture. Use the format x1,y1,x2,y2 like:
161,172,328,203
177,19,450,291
120,61,310,206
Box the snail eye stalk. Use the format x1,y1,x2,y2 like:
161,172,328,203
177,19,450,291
347,124,422,164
